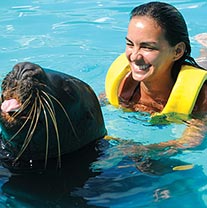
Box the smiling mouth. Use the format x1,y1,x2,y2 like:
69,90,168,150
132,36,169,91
132,63,151,71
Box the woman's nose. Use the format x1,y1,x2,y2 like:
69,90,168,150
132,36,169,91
130,48,142,61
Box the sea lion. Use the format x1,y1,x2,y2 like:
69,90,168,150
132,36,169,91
0,62,107,171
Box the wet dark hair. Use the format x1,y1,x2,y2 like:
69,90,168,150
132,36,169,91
130,1,202,81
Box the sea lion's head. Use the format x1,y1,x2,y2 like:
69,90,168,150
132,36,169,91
1,62,49,127
0,62,70,168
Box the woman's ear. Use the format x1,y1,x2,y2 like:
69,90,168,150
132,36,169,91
174,42,186,61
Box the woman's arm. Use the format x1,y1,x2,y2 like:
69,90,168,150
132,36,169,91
135,116,207,160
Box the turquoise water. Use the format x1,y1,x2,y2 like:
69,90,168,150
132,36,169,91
0,0,207,207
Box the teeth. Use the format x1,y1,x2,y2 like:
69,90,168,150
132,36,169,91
135,64,150,71
139,65,149,70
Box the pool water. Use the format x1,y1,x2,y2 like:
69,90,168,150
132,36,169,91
0,0,207,207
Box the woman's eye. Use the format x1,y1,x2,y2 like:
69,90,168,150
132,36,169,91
126,42,133,46
141,44,157,51
143,46,154,50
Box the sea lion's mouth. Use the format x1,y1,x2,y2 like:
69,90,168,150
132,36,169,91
0,97,29,127
1,98,21,113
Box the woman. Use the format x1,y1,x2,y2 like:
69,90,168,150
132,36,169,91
108,2,207,115
106,2,207,157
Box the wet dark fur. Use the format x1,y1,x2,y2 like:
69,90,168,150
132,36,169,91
0,62,107,171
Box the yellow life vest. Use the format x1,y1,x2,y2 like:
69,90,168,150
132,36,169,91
105,53,207,121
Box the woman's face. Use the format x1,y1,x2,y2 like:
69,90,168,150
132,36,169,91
125,16,176,82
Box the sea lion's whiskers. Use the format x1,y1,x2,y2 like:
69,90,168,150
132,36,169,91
42,90,79,140
40,93,61,168
44,102,61,168
11,94,32,118
38,93,49,168
14,97,41,163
